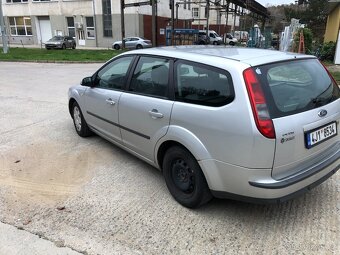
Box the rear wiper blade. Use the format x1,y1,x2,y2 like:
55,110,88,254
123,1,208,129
310,83,333,105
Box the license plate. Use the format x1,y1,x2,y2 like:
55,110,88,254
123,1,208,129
305,122,337,149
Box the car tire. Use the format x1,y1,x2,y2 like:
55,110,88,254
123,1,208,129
72,102,92,137
163,146,212,208
136,44,143,49
229,41,235,46
113,44,120,50
72,44,76,49
46,47,51,50
213,41,218,45
62,44,66,50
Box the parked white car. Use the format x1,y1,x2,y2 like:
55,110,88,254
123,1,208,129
112,37,152,50
199,30,223,45
225,33,238,45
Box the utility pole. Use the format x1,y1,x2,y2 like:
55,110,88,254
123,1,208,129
233,5,237,36
151,0,156,47
206,0,209,38
170,0,175,46
0,0,8,54
120,0,125,49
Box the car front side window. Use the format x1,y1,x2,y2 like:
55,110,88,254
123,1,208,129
95,56,134,90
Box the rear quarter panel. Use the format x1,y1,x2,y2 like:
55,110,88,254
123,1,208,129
167,58,276,169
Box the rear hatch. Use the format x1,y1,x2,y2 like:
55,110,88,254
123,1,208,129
253,58,340,180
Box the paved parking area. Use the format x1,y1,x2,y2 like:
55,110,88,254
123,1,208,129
0,62,339,255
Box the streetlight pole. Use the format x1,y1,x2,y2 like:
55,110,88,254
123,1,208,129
0,0,8,53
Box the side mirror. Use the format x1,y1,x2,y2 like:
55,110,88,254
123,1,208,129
81,77,93,87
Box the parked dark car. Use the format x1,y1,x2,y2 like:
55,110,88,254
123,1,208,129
45,36,76,50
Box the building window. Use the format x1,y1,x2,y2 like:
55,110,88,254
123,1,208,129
102,0,112,37
9,17,32,36
86,17,95,39
32,0,51,2
192,8,199,18
6,0,28,3
66,17,75,38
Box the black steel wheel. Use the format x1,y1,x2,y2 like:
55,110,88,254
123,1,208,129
72,102,92,137
163,146,212,208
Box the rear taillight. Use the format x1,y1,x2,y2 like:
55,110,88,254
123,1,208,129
243,68,275,139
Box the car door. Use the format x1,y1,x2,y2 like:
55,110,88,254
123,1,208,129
119,56,174,161
129,38,139,48
83,55,135,143
124,38,134,49
64,37,70,48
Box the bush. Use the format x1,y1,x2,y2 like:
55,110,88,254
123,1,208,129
316,41,336,61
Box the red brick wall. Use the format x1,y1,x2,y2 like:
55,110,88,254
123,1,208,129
143,15,192,46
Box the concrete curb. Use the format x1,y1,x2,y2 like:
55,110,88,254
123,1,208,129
0,222,81,255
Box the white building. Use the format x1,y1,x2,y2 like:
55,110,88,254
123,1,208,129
191,1,240,35
1,0,192,47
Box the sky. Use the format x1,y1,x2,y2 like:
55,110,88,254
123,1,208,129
256,0,296,6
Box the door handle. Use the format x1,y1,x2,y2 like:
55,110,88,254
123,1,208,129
148,109,164,119
105,98,115,105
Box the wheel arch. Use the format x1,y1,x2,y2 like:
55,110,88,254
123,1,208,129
155,126,212,171
157,140,185,171
68,98,77,117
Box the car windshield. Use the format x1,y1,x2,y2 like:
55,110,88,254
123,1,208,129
254,59,340,118
50,36,63,41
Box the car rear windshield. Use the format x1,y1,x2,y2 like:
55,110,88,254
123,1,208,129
254,59,340,118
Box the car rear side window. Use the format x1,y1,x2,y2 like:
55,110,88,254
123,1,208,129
129,56,170,98
175,61,234,107
254,59,340,118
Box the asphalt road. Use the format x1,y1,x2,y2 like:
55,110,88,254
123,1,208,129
0,62,339,255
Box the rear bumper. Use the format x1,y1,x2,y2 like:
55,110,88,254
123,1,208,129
211,165,338,204
249,146,340,189
199,153,339,203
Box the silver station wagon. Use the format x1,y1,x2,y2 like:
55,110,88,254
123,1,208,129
68,46,340,208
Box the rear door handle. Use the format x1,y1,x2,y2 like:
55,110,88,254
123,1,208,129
105,98,115,105
148,109,164,119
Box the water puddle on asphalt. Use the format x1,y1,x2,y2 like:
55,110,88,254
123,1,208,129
0,142,98,204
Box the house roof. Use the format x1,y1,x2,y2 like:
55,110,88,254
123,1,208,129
327,0,340,14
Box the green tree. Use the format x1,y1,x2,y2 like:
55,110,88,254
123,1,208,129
285,0,328,42
302,0,327,42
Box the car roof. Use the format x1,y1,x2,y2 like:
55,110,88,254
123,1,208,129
123,46,316,66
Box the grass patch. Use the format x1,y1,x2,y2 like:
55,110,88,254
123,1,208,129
0,47,122,62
